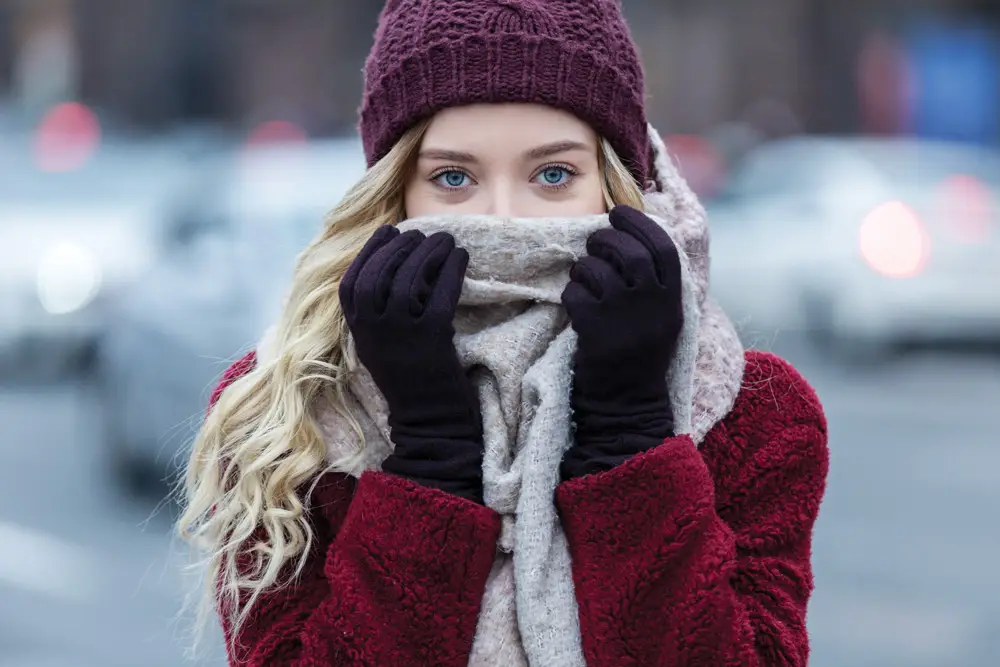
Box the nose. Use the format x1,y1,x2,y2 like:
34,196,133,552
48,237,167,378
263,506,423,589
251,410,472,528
484,179,517,217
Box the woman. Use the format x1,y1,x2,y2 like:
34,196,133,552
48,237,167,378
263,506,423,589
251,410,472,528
179,1,829,666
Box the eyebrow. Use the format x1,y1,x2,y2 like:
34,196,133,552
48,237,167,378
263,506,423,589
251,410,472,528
524,140,590,160
418,140,591,164
418,148,478,163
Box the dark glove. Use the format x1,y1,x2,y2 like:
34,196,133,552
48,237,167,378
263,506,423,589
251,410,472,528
339,225,484,502
560,205,684,480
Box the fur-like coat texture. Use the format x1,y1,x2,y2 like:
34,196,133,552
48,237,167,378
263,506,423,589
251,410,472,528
208,128,828,665
210,349,828,666
249,127,748,665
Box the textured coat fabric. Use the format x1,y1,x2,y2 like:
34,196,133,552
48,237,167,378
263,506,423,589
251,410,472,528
359,0,653,185
207,127,829,664
210,349,828,667
252,127,744,666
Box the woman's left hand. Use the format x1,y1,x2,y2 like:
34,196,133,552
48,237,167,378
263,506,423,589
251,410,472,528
560,205,684,478
562,205,684,403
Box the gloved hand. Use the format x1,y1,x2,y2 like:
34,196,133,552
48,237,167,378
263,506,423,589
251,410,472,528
560,205,684,480
339,225,484,502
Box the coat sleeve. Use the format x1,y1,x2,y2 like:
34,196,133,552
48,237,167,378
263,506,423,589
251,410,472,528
207,355,503,667
554,351,828,667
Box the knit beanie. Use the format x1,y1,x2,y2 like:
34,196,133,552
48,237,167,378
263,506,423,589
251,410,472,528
359,0,653,186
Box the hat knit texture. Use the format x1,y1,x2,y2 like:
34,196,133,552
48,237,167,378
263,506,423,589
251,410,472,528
359,0,652,185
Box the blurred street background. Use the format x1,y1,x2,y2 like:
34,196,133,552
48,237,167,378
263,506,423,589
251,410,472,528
0,1,998,665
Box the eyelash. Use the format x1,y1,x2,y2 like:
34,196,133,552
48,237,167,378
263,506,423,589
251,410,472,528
428,163,581,192
429,166,476,191
532,163,578,191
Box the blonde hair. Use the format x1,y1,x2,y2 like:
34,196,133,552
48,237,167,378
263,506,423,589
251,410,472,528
176,120,646,645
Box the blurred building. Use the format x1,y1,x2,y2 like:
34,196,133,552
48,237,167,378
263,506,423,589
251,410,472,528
0,0,997,143
75,0,382,135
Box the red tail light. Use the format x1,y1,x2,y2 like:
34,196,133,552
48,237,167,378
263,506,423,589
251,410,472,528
935,174,993,243
34,102,101,172
859,201,930,278
246,121,308,147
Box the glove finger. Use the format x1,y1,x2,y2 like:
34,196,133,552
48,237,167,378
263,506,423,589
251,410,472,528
586,227,657,287
339,225,398,316
560,280,599,328
354,230,424,316
609,205,681,287
389,232,456,316
425,247,469,320
568,255,624,301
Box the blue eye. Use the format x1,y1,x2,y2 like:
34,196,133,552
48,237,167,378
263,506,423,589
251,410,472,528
536,167,572,187
434,170,470,189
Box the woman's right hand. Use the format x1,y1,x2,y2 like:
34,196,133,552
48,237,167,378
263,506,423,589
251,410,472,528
339,225,485,501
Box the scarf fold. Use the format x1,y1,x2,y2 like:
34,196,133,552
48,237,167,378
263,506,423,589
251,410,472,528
258,126,746,666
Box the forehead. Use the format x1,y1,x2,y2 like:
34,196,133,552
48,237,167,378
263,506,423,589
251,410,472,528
422,103,598,153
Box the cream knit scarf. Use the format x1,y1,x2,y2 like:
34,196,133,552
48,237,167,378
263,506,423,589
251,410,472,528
258,128,746,666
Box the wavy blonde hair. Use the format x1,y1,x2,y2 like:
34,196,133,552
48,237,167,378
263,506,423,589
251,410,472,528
177,119,646,645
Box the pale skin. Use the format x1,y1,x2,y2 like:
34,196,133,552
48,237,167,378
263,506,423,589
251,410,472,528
405,103,607,218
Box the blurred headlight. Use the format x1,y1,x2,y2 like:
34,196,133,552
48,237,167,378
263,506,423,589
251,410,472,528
859,201,930,279
36,242,103,315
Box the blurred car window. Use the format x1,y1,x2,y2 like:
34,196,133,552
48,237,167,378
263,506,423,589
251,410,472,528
852,141,1000,185
0,143,194,208
163,201,230,250
718,141,854,202
722,138,1000,203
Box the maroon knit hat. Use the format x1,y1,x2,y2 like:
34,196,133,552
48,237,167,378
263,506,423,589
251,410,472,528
359,0,652,186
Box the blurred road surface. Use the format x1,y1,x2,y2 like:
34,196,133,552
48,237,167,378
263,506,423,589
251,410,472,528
0,338,997,667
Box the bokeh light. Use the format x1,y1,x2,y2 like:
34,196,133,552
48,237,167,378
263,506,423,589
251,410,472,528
245,120,308,147
936,174,994,243
33,102,101,173
859,200,931,278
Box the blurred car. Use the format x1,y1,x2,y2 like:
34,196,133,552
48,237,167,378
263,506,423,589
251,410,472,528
706,136,1000,356
93,138,367,492
0,138,205,380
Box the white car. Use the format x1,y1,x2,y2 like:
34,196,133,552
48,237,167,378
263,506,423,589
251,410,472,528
0,140,204,380
707,137,1000,356
93,138,367,492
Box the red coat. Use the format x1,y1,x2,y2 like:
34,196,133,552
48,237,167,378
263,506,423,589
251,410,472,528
208,349,828,666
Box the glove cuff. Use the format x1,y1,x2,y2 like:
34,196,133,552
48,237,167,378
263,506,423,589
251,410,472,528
571,390,674,445
382,436,484,503
559,432,666,481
